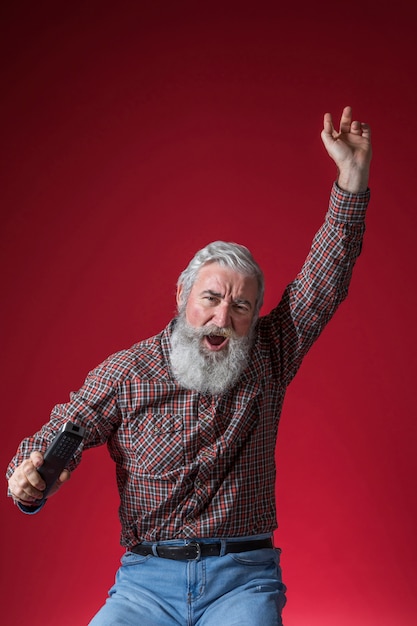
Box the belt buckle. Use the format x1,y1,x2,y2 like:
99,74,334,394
185,541,201,561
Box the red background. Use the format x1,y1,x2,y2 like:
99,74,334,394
1,2,416,624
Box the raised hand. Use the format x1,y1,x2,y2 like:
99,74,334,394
321,106,372,193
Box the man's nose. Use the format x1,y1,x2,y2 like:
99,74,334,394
213,303,231,328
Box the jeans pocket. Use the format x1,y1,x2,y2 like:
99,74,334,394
228,547,280,566
121,550,152,566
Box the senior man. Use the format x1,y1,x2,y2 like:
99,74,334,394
7,106,372,625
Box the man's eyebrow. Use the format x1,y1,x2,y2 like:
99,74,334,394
201,289,223,298
200,290,253,309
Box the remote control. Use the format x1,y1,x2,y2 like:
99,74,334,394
37,422,85,501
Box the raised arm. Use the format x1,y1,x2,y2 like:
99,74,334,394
321,106,372,193
263,107,372,386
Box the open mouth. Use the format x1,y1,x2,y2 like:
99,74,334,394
204,335,229,350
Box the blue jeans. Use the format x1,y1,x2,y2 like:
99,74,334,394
89,539,287,625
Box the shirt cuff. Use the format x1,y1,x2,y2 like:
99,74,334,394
17,500,46,514
329,181,370,223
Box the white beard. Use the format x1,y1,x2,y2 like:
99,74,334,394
169,315,253,395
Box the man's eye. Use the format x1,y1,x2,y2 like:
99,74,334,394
233,303,249,312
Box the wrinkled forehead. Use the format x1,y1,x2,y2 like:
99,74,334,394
192,261,259,301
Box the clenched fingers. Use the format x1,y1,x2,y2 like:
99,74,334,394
8,451,46,505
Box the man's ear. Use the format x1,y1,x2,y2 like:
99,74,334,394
176,284,184,309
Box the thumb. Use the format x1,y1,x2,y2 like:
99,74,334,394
321,128,337,157
58,469,71,485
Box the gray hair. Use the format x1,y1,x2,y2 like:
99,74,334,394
177,241,264,317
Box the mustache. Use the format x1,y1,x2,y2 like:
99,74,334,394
181,322,236,340
202,325,234,338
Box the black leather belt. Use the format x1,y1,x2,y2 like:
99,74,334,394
130,538,273,561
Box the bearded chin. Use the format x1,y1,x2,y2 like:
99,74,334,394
169,315,253,395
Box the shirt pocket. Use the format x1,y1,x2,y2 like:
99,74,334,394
130,413,184,476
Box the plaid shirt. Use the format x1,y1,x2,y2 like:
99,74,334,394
7,183,370,547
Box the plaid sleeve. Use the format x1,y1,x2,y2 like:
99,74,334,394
5,357,124,483
328,182,370,223
269,182,370,386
